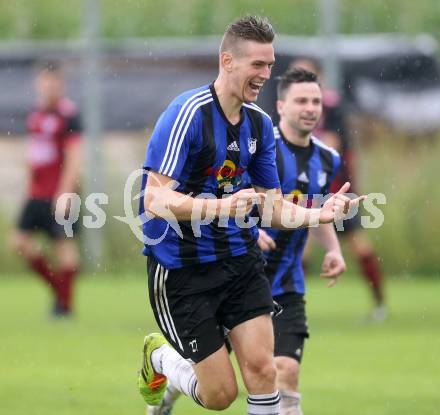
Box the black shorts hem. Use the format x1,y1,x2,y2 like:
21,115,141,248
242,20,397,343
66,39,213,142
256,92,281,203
17,198,79,239
224,305,274,332
274,333,308,363
194,335,225,363
273,292,309,363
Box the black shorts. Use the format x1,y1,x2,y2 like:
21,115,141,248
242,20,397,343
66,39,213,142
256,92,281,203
17,198,78,239
335,190,362,234
147,246,274,363
335,212,361,234
273,292,309,363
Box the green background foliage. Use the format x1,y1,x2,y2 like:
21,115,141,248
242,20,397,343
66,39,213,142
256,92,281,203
0,0,439,39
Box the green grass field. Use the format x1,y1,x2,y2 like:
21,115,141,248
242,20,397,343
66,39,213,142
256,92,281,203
1,272,439,415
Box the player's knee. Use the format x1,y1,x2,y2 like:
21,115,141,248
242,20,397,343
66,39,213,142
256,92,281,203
259,361,277,385
202,384,238,410
277,357,299,378
246,355,277,384
58,255,79,271
55,241,80,269
276,357,300,388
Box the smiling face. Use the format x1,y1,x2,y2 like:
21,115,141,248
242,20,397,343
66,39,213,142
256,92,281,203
221,40,275,103
277,82,322,136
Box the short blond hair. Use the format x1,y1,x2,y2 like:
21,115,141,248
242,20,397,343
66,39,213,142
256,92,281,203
220,15,275,54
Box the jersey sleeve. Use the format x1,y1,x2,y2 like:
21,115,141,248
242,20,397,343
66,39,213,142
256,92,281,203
144,103,196,181
64,113,82,144
247,117,280,190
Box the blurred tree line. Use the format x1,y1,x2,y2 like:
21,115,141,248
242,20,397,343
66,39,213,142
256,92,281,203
0,0,439,40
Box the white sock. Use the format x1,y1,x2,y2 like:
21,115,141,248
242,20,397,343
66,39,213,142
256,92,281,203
159,383,181,409
247,391,280,415
151,345,204,406
280,390,303,415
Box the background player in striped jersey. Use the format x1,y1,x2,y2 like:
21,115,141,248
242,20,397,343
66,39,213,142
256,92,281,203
290,57,386,321
138,16,363,415
256,68,347,415
10,62,82,317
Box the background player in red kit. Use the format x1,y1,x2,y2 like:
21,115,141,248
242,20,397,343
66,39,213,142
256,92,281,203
10,62,82,316
290,58,386,320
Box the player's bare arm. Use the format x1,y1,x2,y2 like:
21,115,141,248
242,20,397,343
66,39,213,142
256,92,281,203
253,181,365,229
310,223,346,287
144,171,266,221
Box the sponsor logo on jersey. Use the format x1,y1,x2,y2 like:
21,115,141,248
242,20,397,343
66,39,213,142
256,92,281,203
204,160,245,189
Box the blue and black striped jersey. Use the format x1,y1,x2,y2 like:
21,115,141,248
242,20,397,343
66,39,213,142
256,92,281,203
263,126,341,296
140,84,280,269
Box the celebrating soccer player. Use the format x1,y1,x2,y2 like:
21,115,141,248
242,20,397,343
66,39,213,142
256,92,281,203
291,57,387,321
256,68,347,415
138,16,363,415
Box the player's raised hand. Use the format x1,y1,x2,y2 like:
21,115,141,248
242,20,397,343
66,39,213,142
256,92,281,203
320,250,346,287
257,228,276,252
319,182,366,224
